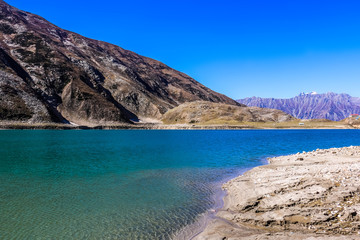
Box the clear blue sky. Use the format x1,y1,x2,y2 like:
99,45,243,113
6,0,360,99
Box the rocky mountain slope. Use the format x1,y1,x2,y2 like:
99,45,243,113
0,0,239,125
238,92,360,121
162,101,294,124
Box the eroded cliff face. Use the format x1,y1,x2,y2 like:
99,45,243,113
0,0,239,125
238,93,360,121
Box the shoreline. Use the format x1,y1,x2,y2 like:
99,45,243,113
0,122,357,130
174,183,226,240
195,146,360,239
174,168,254,240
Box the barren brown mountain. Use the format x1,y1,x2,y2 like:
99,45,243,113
162,101,294,125
0,0,240,125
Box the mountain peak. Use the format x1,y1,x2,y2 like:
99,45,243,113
299,91,318,96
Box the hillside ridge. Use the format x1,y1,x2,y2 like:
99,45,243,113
0,0,239,125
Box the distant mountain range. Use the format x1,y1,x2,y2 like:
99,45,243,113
237,92,360,121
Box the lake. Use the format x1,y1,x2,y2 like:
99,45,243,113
0,130,359,239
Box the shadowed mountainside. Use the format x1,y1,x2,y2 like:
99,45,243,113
238,92,360,121
0,0,240,125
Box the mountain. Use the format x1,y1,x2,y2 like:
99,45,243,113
162,101,294,125
237,92,360,121
0,0,239,125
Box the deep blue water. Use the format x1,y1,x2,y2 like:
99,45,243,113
0,130,359,239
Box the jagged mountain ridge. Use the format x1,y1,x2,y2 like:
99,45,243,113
237,92,360,121
0,0,240,125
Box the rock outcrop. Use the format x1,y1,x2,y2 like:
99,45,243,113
238,92,360,121
344,116,360,129
162,101,294,125
0,0,238,125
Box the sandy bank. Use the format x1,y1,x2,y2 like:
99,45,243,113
195,146,360,239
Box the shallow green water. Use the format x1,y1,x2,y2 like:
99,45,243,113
0,130,359,239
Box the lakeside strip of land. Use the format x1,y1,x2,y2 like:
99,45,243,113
195,146,360,240
0,120,358,130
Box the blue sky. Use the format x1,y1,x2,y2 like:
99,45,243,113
6,0,360,99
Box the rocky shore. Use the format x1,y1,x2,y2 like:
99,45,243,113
195,146,360,239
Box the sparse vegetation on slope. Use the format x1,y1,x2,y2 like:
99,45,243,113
162,101,294,125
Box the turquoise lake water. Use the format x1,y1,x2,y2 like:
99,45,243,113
1,129,360,239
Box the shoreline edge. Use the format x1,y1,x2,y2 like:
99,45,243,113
195,146,360,240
